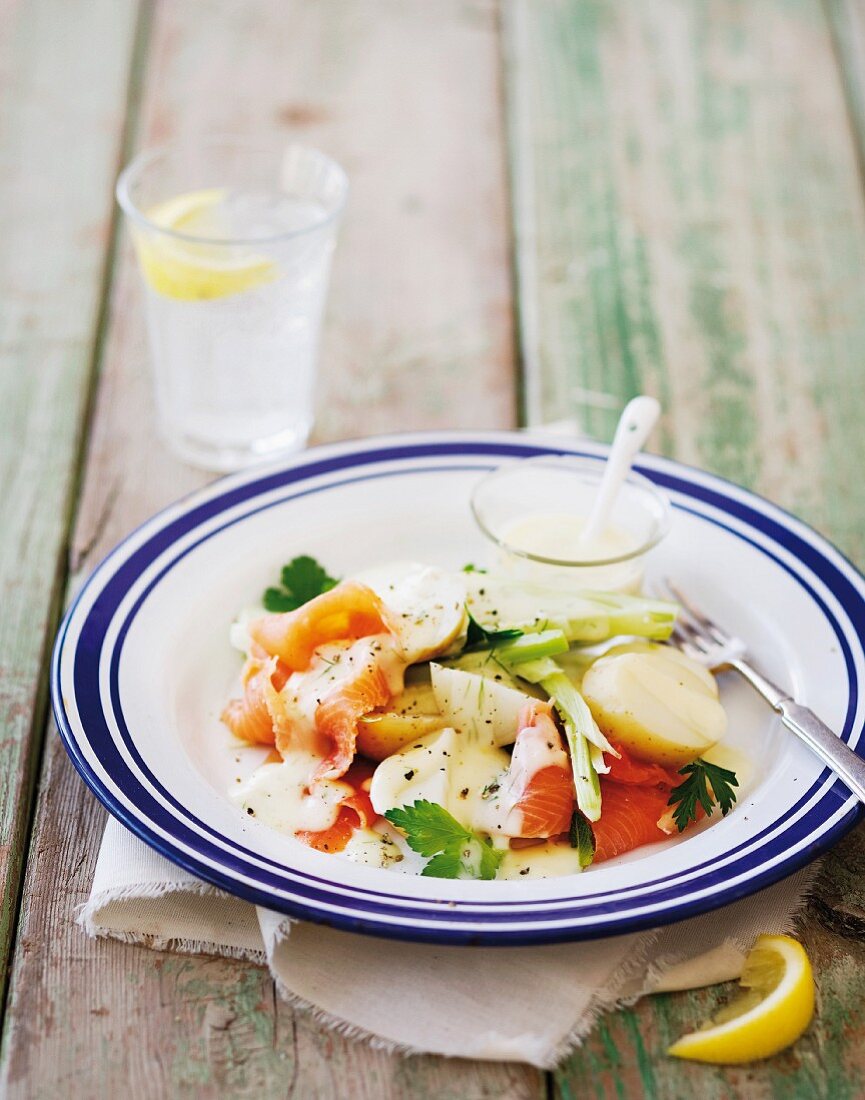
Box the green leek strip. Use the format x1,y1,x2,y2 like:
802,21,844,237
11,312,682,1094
550,685,602,822
499,655,607,822
543,671,615,756
562,602,677,643
512,661,613,755
590,742,610,775
508,655,560,684
494,629,569,665
467,588,678,644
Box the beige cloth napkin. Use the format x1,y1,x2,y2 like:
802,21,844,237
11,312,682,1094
80,817,815,1067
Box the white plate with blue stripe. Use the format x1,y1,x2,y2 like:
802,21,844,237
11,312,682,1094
52,431,865,944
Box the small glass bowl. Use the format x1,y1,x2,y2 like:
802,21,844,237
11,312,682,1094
470,454,671,592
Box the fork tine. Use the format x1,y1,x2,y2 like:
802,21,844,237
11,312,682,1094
670,618,711,654
662,578,730,646
652,576,678,606
649,578,714,647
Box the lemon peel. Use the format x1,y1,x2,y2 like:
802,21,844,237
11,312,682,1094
667,934,815,1064
133,188,277,301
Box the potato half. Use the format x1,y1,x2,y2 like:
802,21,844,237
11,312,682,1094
581,648,726,766
356,682,444,761
352,561,468,663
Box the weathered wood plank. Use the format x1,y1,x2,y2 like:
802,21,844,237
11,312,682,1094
549,920,865,1100
506,0,865,560
505,0,865,1095
0,1,534,1097
828,0,865,188
0,0,141,992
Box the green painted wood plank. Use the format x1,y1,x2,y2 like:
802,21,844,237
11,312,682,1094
0,0,141,1003
506,0,865,1095
506,0,865,565
827,0,865,188
0,2,539,1097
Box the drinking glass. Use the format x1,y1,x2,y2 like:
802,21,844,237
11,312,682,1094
117,139,348,471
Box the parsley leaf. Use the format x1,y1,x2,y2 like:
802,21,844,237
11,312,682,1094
668,759,739,832
422,851,464,879
464,611,524,652
263,555,339,613
474,840,506,882
568,811,596,868
462,563,487,574
384,800,504,880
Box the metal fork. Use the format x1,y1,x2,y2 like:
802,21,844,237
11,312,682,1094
659,578,865,805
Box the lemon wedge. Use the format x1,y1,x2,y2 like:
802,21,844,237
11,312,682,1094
667,934,815,1064
133,188,277,301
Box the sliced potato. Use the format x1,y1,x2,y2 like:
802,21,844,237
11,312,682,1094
368,725,510,831
581,649,726,766
430,663,537,747
352,561,468,662
600,641,718,695
356,682,444,761
369,727,458,816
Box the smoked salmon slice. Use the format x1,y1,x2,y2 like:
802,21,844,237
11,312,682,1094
514,766,575,838
604,742,680,787
296,762,377,852
506,701,575,839
221,652,290,746
313,640,393,780
592,781,671,862
249,581,392,671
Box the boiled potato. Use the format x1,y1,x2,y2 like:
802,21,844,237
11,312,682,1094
369,727,458,816
352,561,468,662
599,641,718,695
581,648,726,766
356,682,444,761
368,725,510,829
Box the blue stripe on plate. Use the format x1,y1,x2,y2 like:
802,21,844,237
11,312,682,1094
52,436,865,943
106,471,858,902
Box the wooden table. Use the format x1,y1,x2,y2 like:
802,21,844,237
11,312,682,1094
4,0,865,1095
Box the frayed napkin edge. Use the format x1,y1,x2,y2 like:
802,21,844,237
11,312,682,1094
543,928,666,1068
641,861,822,995
76,881,267,965
264,916,427,1059
75,862,824,1068
265,917,665,1068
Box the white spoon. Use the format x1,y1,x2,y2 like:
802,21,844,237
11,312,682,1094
579,395,661,547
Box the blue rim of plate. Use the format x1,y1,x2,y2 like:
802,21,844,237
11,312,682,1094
52,431,865,945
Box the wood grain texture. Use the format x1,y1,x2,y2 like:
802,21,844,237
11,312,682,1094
504,0,865,1095
0,1,535,1097
506,0,865,558
0,0,140,986
828,0,865,189
552,922,865,1100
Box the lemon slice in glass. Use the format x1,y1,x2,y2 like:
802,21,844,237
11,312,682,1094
667,934,815,1064
134,188,278,301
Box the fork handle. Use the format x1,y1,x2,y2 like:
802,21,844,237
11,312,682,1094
729,657,865,803
776,699,865,805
